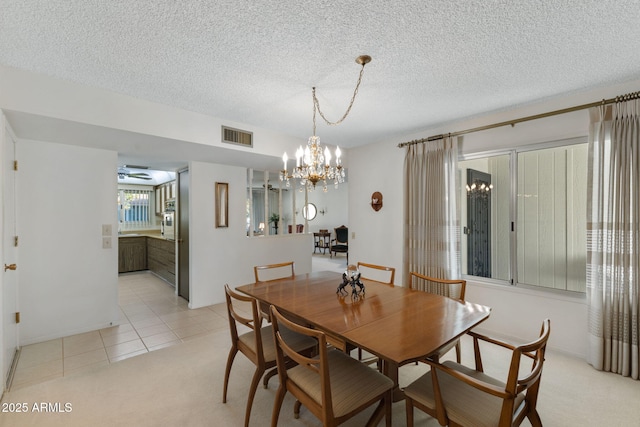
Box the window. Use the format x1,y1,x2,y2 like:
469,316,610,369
118,188,153,231
459,138,588,293
246,169,296,236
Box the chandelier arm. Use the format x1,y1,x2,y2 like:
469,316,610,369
313,63,367,127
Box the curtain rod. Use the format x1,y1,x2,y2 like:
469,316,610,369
397,90,640,148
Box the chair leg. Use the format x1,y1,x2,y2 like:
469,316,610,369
294,400,302,419
384,392,392,427
527,410,543,427
222,346,237,403
270,386,287,427
263,366,278,389
244,366,265,427
405,396,414,427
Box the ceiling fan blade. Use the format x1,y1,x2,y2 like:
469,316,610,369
126,173,152,180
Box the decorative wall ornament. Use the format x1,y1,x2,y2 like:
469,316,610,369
371,191,383,211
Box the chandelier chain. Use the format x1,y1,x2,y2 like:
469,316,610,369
312,63,367,132
281,55,370,192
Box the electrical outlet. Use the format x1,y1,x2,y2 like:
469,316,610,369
102,224,112,236
102,237,112,249
351,231,355,239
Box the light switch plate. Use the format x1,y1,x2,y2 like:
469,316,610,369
102,224,112,236
102,237,112,249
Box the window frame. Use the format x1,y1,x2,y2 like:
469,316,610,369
117,187,154,232
459,136,588,295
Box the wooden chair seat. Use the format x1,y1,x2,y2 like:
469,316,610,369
404,319,551,427
405,361,525,427
270,305,393,426
287,349,394,419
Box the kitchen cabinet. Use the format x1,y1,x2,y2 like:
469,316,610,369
147,237,176,285
118,237,147,273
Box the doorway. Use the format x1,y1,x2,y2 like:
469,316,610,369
177,168,189,301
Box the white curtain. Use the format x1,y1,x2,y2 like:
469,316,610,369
403,136,460,284
587,98,640,379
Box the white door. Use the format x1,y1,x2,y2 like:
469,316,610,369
1,120,19,390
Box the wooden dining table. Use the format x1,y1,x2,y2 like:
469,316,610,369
236,270,491,402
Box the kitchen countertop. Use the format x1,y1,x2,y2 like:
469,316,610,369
118,232,172,241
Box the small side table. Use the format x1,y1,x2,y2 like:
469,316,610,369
313,232,331,254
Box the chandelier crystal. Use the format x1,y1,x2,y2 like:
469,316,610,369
280,55,371,192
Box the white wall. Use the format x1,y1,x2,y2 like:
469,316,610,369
17,140,119,345
188,161,313,309
348,78,640,358
347,141,405,273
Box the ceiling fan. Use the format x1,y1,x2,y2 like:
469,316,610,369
117,167,152,180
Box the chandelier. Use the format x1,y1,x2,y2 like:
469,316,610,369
280,55,372,192
466,180,493,199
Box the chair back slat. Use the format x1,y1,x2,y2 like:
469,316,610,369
408,272,466,301
357,262,395,285
254,261,295,282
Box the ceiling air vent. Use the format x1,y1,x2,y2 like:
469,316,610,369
222,126,253,148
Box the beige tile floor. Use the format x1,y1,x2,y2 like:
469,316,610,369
10,271,229,391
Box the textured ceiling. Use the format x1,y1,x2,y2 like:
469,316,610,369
2,1,640,162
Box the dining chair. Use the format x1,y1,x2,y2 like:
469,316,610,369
253,261,295,321
254,261,295,282
330,225,349,263
408,272,466,363
269,305,394,427
354,262,395,364
222,285,316,427
356,262,395,286
404,318,551,427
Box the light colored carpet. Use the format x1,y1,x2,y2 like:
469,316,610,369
2,326,639,426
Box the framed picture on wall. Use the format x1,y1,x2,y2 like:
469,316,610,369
215,182,228,228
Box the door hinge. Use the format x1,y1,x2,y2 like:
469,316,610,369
13,160,18,171
15,312,20,324
14,236,18,247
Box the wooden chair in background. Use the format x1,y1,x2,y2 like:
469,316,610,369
270,306,393,427
404,319,551,427
253,261,295,321
330,225,349,263
355,262,396,363
222,285,316,427
408,272,466,363
357,262,395,286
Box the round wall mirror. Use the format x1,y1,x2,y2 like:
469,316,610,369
302,203,317,221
